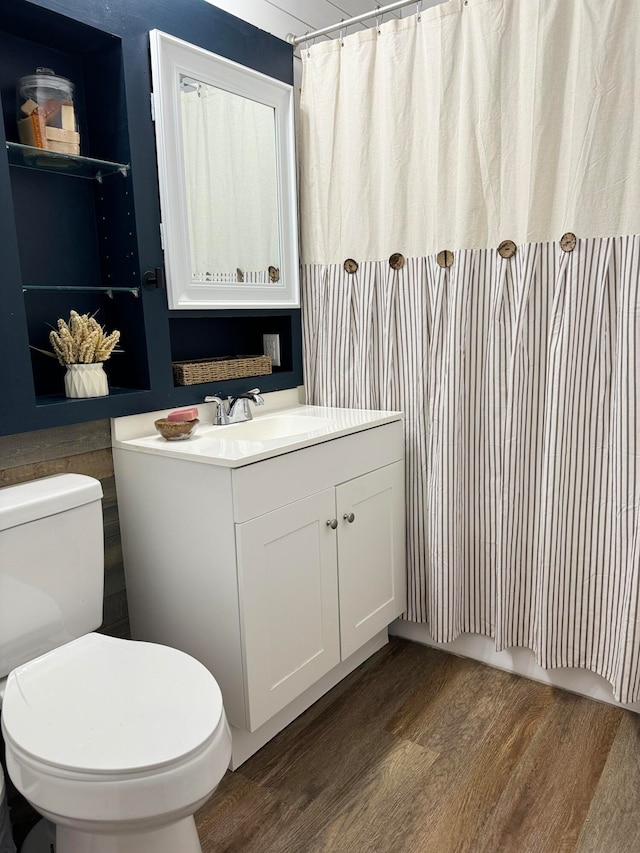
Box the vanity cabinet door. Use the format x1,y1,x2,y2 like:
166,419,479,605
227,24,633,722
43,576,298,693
337,461,406,659
236,488,340,731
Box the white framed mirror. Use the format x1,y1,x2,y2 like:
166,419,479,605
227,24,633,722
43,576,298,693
149,30,299,309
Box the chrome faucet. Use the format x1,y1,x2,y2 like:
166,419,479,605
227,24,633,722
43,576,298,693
204,388,264,425
228,388,264,423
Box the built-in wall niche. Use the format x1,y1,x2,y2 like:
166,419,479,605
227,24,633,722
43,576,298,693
8,152,140,293
26,289,148,402
0,6,125,162
168,313,302,399
0,2,150,412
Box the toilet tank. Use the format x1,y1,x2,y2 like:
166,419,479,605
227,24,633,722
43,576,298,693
0,474,104,681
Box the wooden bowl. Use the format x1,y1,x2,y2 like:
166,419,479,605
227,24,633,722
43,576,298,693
154,418,199,441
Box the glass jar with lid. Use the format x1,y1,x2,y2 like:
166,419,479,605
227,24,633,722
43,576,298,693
17,68,80,155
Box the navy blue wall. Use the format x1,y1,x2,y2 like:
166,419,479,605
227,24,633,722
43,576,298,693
0,0,302,436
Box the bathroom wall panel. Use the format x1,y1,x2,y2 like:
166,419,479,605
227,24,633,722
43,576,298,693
0,420,111,469
101,475,129,639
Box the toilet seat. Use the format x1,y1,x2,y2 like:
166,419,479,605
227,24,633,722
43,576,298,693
2,633,224,774
2,633,231,829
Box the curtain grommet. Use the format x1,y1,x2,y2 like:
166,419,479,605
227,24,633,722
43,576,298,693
389,252,405,270
437,250,454,268
498,240,517,259
344,258,359,274
268,265,280,282
560,232,577,253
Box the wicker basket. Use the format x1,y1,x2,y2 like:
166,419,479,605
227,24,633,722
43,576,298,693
172,355,272,386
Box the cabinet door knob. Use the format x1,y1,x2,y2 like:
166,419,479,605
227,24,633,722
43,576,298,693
326,518,338,529
343,512,355,523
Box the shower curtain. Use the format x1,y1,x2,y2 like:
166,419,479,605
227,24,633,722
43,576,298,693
298,0,640,702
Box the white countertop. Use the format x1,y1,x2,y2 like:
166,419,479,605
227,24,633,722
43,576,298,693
112,390,402,468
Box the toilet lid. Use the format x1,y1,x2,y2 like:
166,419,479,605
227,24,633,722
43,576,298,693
2,633,224,774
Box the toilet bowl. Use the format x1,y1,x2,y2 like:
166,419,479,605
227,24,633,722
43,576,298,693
2,633,231,853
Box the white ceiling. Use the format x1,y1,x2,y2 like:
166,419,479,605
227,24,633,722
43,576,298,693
259,0,424,38
205,0,445,45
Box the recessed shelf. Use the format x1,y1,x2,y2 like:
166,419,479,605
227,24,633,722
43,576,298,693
35,387,148,407
23,285,139,297
6,142,129,181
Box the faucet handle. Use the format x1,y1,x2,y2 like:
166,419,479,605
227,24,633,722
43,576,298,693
204,395,230,425
245,388,264,405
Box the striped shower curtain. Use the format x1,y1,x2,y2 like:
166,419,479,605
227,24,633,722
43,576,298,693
298,0,640,701
302,239,640,702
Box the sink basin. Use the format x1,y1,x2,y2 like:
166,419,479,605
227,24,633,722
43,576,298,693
209,413,336,441
113,402,403,468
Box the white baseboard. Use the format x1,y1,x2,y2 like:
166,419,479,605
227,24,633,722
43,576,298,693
390,619,640,712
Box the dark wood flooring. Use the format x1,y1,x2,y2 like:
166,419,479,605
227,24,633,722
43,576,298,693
196,639,640,853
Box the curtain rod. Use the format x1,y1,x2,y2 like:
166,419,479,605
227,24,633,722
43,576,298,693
286,0,420,46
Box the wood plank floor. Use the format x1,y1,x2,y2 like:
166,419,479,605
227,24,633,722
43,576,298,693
196,639,640,853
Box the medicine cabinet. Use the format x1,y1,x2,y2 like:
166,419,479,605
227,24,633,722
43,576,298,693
149,30,300,310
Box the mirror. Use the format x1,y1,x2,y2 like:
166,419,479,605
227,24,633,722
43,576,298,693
149,30,299,309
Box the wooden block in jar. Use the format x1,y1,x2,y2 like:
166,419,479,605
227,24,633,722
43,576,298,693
39,98,62,124
61,102,76,131
46,139,80,155
45,126,80,144
18,113,46,148
20,98,39,116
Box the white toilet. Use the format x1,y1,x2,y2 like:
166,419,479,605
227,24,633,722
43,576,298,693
0,474,231,853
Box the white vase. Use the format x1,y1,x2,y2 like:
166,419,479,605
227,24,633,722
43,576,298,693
64,363,109,398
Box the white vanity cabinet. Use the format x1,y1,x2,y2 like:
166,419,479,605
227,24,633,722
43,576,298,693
236,459,404,730
113,410,405,765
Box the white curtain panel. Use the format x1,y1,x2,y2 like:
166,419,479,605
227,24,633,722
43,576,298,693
299,0,640,264
299,0,640,701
